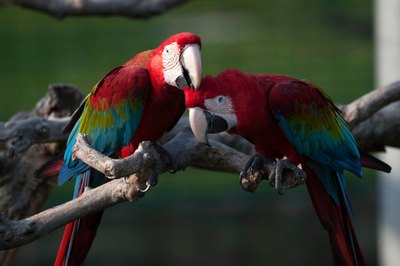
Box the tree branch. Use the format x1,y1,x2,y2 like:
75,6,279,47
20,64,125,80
0,127,306,250
0,83,83,263
352,106,400,151
342,80,400,129
0,117,68,157
0,80,399,250
9,0,187,19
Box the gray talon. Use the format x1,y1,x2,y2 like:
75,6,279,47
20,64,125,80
147,163,159,187
268,159,306,193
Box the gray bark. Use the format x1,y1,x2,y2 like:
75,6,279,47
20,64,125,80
0,84,84,264
0,79,399,250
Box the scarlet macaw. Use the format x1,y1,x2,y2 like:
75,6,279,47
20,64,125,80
51,32,202,266
184,70,391,266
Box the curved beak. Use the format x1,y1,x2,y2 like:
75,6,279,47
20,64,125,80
188,107,229,145
177,44,202,90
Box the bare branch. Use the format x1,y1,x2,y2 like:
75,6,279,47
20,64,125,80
10,0,187,19
0,83,83,263
343,80,400,128
0,177,145,250
72,135,159,179
1,79,400,250
0,127,305,250
0,117,68,157
352,105,400,151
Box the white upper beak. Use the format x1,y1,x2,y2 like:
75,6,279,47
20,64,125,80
181,44,202,89
189,107,209,144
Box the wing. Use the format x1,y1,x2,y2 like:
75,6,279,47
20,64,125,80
268,80,361,177
59,65,151,184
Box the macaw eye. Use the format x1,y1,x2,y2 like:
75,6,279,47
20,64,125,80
216,96,225,104
166,48,170,54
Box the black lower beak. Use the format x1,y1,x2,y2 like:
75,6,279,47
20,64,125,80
204,111,229,134
175,67,193,90
183,66,194,89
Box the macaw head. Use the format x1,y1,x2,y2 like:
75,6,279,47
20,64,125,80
184,70,259,144
150,32,202,90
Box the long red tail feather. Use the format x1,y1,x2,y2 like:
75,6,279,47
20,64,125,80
360,150,391,173
55,220,76,266
54,172,104,266
304,166,365,266
54,212,104,266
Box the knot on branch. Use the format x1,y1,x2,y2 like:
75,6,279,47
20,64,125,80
0,212,35,249
0,119,51,157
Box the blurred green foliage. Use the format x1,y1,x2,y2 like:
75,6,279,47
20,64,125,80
0,0,378,265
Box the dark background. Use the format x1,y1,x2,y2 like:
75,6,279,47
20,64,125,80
0,0,378,265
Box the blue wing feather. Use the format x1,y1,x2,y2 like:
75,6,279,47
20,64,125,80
58,65,150,186
269,81,362,212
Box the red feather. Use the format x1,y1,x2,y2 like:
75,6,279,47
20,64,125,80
35,156,64,178
55,221,75,266
304,165,365,266
360,150,391,173
55,212,104,266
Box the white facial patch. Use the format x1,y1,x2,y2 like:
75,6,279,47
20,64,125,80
162,42,183,87
204,95,237,129
204,95,234,114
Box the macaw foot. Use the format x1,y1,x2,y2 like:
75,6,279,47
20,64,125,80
240,154,306,193
139,164,159,193
138,143,179,193
153,142,179,173
240,153,273,192
267,159,307,194
134,164,158,193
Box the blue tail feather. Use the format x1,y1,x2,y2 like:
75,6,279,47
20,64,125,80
336,172,353,218
59,162,90,186
307,162,354,218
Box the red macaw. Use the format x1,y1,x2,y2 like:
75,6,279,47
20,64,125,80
49,32,202,266
184,70,391,266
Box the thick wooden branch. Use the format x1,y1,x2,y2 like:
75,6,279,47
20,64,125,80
0,117,68,157
0,83,83,263
0,79,400,250
352,106,400,151
0,177,144,250
343,80,400,128
0,127,305,250
10,0,187,19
